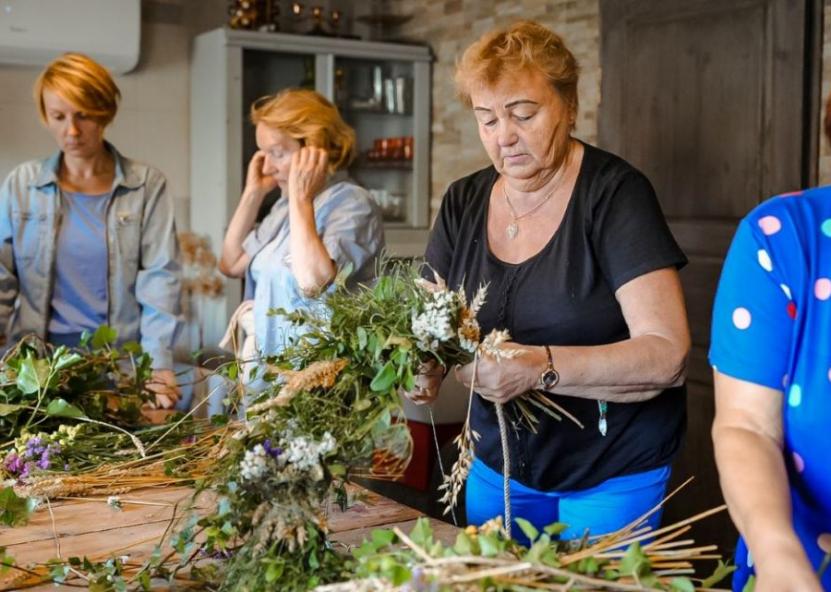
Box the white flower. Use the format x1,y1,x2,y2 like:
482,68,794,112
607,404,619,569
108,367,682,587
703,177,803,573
283,432,336,472
239,444,270,481
411,290,457,350
107,496,122,511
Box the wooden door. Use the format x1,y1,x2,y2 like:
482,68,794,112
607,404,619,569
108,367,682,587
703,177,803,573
599,0,820,556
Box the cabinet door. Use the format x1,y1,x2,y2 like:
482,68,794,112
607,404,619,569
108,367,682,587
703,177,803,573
334,57,417,226
242,50,317,217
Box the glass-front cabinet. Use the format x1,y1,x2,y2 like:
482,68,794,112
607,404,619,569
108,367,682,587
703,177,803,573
190,28,432,345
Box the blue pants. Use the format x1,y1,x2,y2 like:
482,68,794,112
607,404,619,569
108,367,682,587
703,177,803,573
465,457,671,545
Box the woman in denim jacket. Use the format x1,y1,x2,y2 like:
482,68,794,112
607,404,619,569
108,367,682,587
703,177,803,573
0,53,182,409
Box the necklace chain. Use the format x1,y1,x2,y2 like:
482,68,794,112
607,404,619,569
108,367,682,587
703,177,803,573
503,184,555,221
502,165,568,239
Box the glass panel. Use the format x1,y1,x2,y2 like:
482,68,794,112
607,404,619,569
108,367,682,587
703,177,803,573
242,50,316,218
335,57,415,224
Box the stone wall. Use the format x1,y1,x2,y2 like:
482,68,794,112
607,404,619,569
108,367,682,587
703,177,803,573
820,0,831,185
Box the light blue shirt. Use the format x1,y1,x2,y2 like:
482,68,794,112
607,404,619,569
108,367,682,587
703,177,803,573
48,190,110,338
242,177,384,356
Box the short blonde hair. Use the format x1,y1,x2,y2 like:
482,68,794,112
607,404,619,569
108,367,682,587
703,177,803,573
33,53,121,126
455,20,580,126
251,89,356,172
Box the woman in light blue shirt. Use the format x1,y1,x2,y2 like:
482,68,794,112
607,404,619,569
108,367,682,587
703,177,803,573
219,89,384,356
0,53,182,409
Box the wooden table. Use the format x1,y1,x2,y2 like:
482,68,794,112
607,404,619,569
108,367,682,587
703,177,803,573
0,485,458,591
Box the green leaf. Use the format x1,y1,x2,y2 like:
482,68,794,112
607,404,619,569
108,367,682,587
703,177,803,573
265,561,284,584
515,517,539,543
16,355,49,395
389,564,410,586
371,529,396,547
122,341,143,355
357,327,368,350
0,487,33,527
670,577,696,592
453,532,474,555
91,325,118,349
46,398,87,419
408,518,433,548
701,560,737,587
54,352,83,371
403,365,415,392
619,542,650,577
210,414,230,426
0,547,15,574
0,404,25,417
742,575,756,592
478,532,501,557
543,522,568,536
370,361,396,392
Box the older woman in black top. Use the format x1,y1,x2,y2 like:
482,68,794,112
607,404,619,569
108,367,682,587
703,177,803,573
409,21,691,539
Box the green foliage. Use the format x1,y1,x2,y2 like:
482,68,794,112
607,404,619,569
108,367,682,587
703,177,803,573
0,546,14,574
0,331,155,449
348,518,730,591
701,560,737,587
0,487,35,526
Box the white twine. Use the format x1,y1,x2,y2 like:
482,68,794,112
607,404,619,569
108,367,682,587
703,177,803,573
495,402,511,538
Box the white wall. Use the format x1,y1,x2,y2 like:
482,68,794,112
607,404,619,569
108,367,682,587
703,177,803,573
0,0,226,229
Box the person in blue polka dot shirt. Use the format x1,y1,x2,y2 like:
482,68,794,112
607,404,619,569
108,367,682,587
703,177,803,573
710,105,831,592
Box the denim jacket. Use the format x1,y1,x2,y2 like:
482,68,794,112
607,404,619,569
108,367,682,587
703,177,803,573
0,143,182,368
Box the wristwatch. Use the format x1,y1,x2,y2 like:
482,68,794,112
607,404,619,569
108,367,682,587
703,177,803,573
539,345,560,390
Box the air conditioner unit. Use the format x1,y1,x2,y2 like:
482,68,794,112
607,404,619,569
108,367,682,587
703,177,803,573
0,0,140,74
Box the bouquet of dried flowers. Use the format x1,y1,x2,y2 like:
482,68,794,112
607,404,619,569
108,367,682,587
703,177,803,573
324,500,735,592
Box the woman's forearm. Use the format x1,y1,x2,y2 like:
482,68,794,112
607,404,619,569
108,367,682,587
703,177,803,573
712,424,805,566
219,189,262,277
288,200,335,296
543,333,687,402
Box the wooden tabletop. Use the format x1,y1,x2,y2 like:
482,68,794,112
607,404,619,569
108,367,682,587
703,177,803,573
0,485,457,591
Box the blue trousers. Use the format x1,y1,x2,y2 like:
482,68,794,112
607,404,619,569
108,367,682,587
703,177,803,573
465,457,671,545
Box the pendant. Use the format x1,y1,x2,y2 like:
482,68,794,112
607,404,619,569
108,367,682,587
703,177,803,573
506,223,518,240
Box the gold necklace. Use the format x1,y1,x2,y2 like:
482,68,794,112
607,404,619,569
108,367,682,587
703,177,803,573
502,167,567,240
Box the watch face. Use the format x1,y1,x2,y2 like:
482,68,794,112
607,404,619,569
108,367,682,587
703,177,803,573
541,368,559,389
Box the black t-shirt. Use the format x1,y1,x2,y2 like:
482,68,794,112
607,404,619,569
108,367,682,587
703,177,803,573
425,142,688,492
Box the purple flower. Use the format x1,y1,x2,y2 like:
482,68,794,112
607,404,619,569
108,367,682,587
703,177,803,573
37,455,51,470
20,461,35,480
25,436,45,458
262,439,282,459
3,452,24,475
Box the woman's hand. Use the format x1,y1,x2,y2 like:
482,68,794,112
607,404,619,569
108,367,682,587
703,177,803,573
244,150,280,198
401,360,444,405
454,344,545,404
146,368,180,409
752,547,823,592
288,147,329,205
